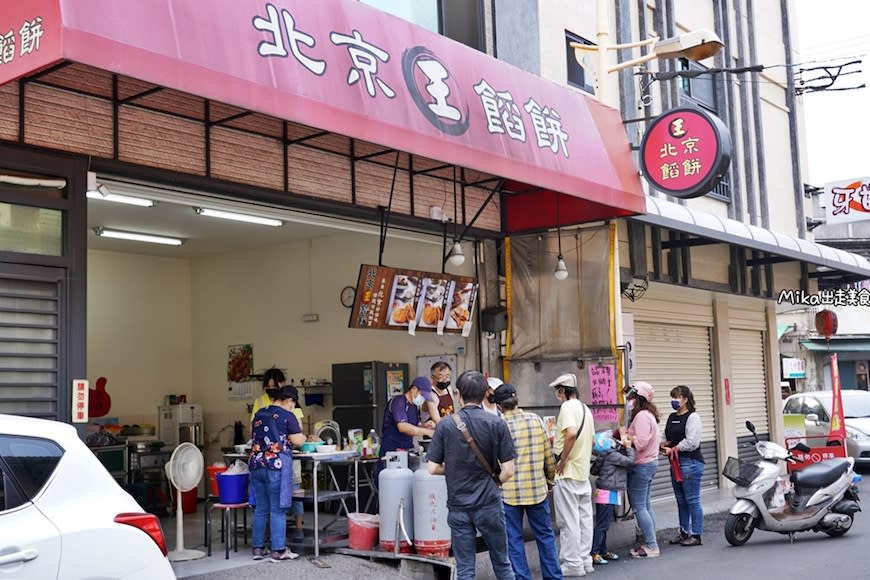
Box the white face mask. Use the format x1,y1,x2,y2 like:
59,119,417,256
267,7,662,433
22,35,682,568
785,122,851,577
413,394,425,406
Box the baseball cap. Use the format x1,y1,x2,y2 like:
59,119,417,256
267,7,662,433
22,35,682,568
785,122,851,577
549,373,578,389
491,383,517,405
630,381,654,402
486,377,504,390
411,376,436,403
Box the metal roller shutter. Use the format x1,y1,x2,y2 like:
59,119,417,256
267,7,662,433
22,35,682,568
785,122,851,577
632,321,719,498
729,329,768,438
0,270,62,419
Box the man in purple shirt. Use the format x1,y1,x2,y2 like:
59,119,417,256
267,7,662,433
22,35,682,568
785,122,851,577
379,376,436,463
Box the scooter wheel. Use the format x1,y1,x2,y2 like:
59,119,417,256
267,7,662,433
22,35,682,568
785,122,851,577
823,513,854,537
725,512,756,546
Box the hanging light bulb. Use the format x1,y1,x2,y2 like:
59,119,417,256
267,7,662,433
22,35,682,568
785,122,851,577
554,254,569,280
447,241,465,266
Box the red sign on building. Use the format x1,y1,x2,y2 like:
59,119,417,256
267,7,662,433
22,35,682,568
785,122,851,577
640,107,731,199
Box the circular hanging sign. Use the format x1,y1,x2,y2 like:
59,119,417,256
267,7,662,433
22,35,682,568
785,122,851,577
639,106,732,199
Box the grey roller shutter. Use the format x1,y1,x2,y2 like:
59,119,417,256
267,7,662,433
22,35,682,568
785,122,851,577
729,329,768,436
632,321,719,498
0,269,63,419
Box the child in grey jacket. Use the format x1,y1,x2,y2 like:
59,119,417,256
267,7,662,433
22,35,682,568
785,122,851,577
590,430,635,565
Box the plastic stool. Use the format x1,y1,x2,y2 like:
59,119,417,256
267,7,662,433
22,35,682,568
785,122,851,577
206,500,249,559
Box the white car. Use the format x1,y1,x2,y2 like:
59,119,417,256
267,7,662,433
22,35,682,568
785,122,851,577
782,390,870,466
0,414,175,579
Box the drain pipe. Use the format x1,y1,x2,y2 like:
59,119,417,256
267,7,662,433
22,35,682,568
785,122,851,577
735,0,758,226
747,0,770,229
781,0,807,238
719,0,744,220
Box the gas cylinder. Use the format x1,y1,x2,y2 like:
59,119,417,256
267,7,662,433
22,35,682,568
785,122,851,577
379,452,414,553
413,465,450,557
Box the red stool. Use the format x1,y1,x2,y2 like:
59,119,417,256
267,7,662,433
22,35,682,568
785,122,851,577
206,500,249,559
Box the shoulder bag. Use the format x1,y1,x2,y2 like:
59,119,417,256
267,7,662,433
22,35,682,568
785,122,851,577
451,412,501,486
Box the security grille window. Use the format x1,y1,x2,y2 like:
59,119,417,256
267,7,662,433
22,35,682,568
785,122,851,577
677,58,730,202
360,0,484,52
565,32,595,94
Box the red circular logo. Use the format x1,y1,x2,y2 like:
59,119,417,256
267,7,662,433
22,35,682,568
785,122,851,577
640,107,731,198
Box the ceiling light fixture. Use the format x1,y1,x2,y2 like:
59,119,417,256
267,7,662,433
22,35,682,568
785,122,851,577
86,171,155,207
193,207,282,227
447,241,465,267
554,194,568,281
93,227,183,246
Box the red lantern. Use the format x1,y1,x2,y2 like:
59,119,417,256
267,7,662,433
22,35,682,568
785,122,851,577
815,309,838,340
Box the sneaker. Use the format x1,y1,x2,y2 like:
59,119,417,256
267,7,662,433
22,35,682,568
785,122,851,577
584,562,596,573
669,530,689,544
680,535,703,546
252,547,265,560
591,553,608,565
603,552,619,561
269,548,300,562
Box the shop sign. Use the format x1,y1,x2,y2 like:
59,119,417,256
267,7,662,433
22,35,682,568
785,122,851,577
72,379,89,423
0,1,61,86
640,107,731,199
823,176,870,225
781,357,806,379
349,264,477,336
9,0,645,219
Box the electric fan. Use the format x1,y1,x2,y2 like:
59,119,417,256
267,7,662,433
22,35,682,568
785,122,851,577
164,442,206,561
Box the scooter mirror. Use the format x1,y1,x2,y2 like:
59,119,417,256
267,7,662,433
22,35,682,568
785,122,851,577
745,420,756,434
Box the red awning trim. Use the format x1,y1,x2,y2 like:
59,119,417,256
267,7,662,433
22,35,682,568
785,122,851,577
4,0,645,231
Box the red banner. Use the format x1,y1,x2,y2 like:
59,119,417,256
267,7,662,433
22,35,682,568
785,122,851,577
0,0,62,86
3,0,645,222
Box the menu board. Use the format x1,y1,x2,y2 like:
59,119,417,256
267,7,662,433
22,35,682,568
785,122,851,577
349,264,478,335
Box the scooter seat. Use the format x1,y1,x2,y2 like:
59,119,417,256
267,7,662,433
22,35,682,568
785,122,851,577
790,458,850,489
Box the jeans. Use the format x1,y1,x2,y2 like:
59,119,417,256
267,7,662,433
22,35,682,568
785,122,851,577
448,500,515,580
503,501,563,580
251,468,287,551
552,478,593,575
627,460,658,550
591,502,614,555
672,457,705,536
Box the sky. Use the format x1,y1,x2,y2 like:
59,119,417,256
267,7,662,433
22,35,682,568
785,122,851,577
795,0,870,187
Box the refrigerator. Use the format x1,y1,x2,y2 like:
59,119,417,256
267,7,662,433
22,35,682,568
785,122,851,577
331,361,410,439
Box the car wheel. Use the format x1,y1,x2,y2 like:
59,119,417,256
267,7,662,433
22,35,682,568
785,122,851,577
823,513,853,537
725,512,756,546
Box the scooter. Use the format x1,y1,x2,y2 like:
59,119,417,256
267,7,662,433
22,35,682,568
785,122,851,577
722,420,861,546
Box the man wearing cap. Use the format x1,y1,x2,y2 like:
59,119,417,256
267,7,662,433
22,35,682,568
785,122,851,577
549,372,596,577
492,384,562,580
379,376,437,471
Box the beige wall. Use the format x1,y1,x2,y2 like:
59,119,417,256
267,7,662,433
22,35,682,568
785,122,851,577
87,250,193,421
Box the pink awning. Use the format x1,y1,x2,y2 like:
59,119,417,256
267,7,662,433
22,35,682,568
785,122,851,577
4,0,645,228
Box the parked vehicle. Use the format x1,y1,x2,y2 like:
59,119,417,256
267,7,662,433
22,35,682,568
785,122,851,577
782,390,870,465
0,414,175,579
722,420,860,546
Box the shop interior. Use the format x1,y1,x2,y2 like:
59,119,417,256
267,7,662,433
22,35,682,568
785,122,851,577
84,174,480,507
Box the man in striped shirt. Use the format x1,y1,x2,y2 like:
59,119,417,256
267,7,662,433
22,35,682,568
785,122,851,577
492,384,563,580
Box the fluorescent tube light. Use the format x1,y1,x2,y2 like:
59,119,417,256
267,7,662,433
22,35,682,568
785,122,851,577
193,207,282,227
87,185,155,207
94,227,183,246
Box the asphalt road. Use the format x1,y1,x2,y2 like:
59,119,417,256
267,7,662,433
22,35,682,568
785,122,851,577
185,471,870,580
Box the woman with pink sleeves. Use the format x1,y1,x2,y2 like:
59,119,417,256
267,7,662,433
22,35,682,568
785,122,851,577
621,381,661,559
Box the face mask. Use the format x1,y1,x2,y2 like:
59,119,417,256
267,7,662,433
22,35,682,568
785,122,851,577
671,399,681,411
435,381,450,390
413,394,425,406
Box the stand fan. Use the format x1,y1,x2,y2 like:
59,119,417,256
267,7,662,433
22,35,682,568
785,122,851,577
164,442,206,561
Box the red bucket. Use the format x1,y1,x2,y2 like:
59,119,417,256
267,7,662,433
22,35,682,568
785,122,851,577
348,512,379,551
207,465,227,496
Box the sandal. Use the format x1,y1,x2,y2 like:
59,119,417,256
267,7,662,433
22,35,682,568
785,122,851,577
603,552,620,561
631,545,660,558
592,553,609,565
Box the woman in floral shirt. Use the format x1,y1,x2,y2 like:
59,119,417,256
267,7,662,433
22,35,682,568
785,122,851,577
249,384,305,562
